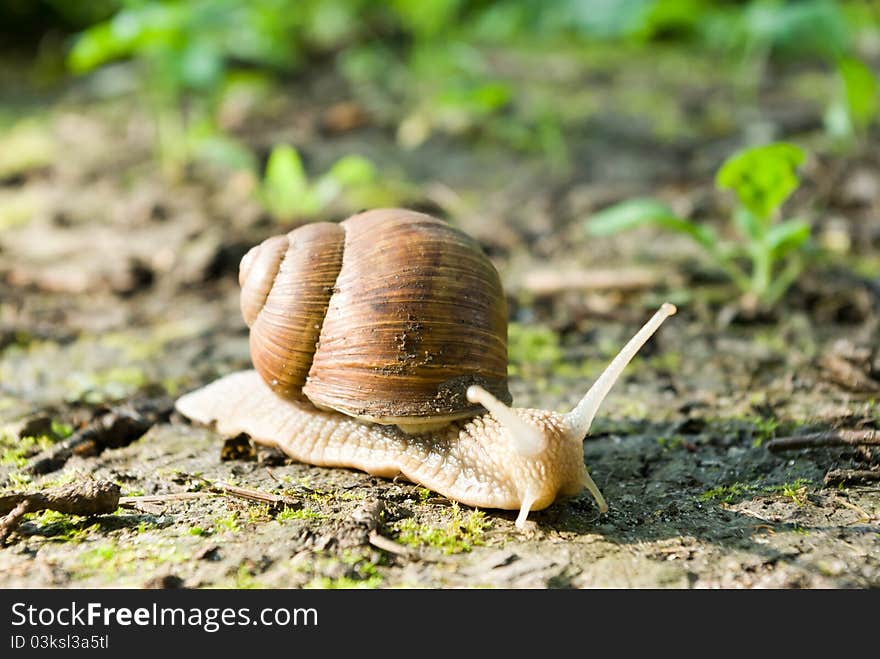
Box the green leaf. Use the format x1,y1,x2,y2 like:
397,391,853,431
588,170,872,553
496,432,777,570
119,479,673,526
262,145,315,220
390,0,463,39
766,219,811,258
326,155,377,187
587,199,718,249
839,57,878,131
312,155,378,208
732,206,761,241
193,135,257,173
587,199,682,234
179,42,223,90
742,0,849,60
716,142,805,221
68,22,127,73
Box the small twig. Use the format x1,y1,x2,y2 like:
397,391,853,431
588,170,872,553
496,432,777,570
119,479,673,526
766,429,880,453
824,469,880,487
519,266,662,295
0,479,120,544
119,483,301,512
368,530,414,558
210,481,301,510
831,494,874,521
117,492,210,511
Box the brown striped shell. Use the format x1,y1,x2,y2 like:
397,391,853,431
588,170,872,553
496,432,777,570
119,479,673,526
239,208,511,431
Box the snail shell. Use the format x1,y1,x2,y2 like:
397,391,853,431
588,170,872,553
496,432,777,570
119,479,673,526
239,208,511,432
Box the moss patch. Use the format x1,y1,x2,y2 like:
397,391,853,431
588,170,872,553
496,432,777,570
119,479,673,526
393,504,491,554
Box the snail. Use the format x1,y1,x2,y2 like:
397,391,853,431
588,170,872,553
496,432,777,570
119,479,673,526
175,208,676,527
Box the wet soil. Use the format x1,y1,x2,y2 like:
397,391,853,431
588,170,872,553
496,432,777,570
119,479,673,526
1,48,878,588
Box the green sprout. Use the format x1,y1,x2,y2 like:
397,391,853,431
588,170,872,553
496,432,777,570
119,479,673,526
825,56,879,147
259,144,399,222
67,0,285,177
587,142,811,309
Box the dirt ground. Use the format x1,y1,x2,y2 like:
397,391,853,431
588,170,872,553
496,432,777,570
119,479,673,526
1,48,878,588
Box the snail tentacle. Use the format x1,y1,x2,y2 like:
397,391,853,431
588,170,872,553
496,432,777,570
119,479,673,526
564,303,677,441
515,491,537,528
582,469,608,514
466,385,543,457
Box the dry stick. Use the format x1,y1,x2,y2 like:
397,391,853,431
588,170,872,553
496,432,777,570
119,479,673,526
368,530,414,558
765,429,880,453
118,483,301,511
823,469,880,487
0,480,120,544
118,492,209,507
210,482,301,510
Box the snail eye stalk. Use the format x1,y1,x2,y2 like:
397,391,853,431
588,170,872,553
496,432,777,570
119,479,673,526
564,303,677,441
466,385,543,457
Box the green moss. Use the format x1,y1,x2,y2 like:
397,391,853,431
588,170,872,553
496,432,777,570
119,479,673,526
699,482,753,504
65,366,149,404
31,470,81,490
765,478,812,506
0,433,54,467
215,511,241,533
699,478,813,506
393,503,490,554
277,506,325,521
305,553,384,589
645,351,682,373
233,564,262,589
307,574,383,589
246,504,273,523
4,471,33,490
507,322,563,377
75,538,190,581
656,435,685,451
749,416,779,447
294,486,365,505
49,421,74,439
188,526,211,536
24,510,103,542
98,321,202,362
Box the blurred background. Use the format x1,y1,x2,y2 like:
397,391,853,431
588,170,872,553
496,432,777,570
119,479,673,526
0,0,879,405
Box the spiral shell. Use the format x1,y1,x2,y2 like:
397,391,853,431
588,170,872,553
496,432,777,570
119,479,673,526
239,208,511,429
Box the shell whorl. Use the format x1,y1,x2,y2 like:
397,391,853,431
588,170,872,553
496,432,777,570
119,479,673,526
239,208,511,426
240,222,344,401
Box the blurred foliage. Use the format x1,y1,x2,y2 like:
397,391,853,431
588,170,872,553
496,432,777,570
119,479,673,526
0,1,875,173
825,55,880,146
588,142,813,309
258,145,406,221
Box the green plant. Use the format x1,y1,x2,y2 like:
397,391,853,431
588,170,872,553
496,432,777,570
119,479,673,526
825,56,879,146
258,144,393,222
67,0,302,176
749,415,779,447
766,478,812,506
587,142,812,309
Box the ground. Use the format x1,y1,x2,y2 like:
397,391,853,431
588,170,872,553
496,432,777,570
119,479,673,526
0,44,878,588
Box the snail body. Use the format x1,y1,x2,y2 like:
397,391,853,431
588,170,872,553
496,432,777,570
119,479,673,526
176,209,676,527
